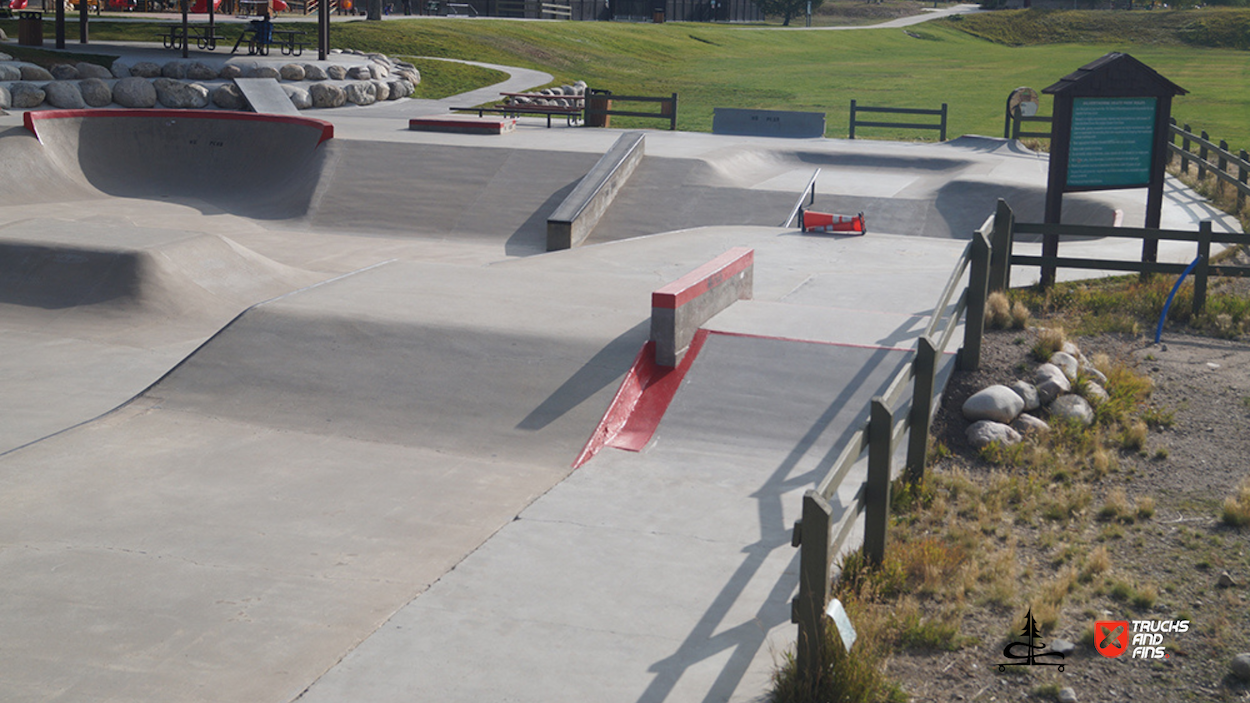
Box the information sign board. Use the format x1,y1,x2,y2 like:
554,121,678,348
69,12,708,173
1066,97,1157,189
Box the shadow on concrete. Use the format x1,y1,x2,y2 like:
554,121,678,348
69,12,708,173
504,180,580,257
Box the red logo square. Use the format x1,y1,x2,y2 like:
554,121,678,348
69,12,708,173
1095,620,1129,658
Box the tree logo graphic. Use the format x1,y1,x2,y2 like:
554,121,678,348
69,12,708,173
998,607,1066,672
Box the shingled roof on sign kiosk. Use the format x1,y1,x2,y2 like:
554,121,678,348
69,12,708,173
1043,52,1188,98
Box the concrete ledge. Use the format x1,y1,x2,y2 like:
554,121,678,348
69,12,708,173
546,131,645,251
408,114,516,135
24,108,335,145
650,247,754,367
712,107,826,138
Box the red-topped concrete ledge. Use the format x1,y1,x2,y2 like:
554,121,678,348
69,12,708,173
409,114,516,135
651,247,753,367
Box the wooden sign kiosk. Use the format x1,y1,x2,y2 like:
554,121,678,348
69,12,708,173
1041,53,1187,286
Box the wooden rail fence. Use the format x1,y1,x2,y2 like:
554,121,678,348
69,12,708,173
849,100,947,142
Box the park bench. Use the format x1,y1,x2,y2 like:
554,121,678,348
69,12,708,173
158,24,225,51
231,27,307,56
450,92,585,128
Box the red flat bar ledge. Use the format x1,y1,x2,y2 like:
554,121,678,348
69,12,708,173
652,247,754,310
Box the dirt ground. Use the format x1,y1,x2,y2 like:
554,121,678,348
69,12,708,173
888,328,1250,702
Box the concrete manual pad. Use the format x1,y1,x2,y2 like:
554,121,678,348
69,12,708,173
234,77,301,116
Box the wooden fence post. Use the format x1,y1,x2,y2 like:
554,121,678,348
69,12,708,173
1240,150,1248,213
959,230,991,372
989,198,1014,293
1193,220,1212,317
849,99,858,140
905,336,938,484
1219,140,1229,181
939,103,948,142
1181,124,1191,176
794,489,833,684
1198,131,1209,181
864,398,893,566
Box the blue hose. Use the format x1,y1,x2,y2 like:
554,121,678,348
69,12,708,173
1155,256,1203,344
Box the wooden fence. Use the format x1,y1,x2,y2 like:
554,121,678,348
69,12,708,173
790,218,990,683
849,100,947,142
583,91,678,131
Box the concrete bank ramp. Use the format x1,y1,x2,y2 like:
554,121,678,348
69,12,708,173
26,110,332,220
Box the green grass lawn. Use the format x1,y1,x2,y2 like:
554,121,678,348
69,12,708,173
4,10,1250,147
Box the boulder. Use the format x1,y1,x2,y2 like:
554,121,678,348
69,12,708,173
0,52,11,61
1011,414,1050,436
280,63,306,81
1081,382,1109,406
161,61,188,79
1050,351,1080,381
131,61,162,78
1033,363,1071,405
20,64,54,81
246,65,281,79
212,83,247,110
1080,364,1108,386
387,78,413,99
962,385,1024,424
1009,380,1040,412
967,420,1022,450
302,63,328,80
344,81,377,105
326,64,348,80
50,64,80,80
1231,653,1250,682
309,82,346,108
282,84,312,110
79,78,114,107
112,77,157,108
346,65,372,80
10,83,45,108
1057,688,1078,703
0,85,10,110
370,63,389,79
77,62,114,80
1050,394,1094,426
0,64,21,82
219,64,244,80
154,78,209,109
398,67,421,85
111,60,133,78
1051,638,1076,656
187,62,218,81
371,79,390,101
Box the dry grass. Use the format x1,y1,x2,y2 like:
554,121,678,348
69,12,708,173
1221,476,1250,528
1031,327,1068,362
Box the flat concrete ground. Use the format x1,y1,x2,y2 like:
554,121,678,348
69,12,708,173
0,54,1240,703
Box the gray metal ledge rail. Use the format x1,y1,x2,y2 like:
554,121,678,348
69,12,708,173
790,215,992,683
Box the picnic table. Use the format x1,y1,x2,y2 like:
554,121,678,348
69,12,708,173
230,26,307,55
450,91,585,128
158,24,224,51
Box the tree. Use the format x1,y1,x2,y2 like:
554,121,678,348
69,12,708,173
755,0,822,26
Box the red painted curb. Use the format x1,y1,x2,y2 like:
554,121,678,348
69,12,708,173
651,247,754,310
24,109,335,145
572,329,710,468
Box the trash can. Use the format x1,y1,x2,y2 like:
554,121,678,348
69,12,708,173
586,88,611,128
18,11,43,47
651,8,664,22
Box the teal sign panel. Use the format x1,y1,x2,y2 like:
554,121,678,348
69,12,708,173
1066,97,1157,189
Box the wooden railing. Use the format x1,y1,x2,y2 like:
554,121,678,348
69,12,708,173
583,90,678,131
1170,120,1250,213
849,100,947,142
790,218,990,683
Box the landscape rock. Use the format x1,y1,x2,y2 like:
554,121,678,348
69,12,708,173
187,62,218,81
77,62,113,80
1050,351,1080,381
280,63,306,81
112,76,157,108
309,82,346,108
161,61,188,79
212,83,247,110
0,85,10,110
370,79,390,101
50,63,80,80
20,64,54,81
44,81,86,109
131,61,162,78
79,78,113,107
1009,380,1040,412
962,385,1024,424
0,64,21,81
966,420,1022,449
1081,382,1109,406
110,60,132,78
219,64,244,79
370,63,389,79
1050,394,1094,426
387,78,413,99
302,63,328,80
282,84,312,109
1232,653,1250,682
326,64,347,80
1011,414,1050,436
1057,687,1078,703
397,66,421,85
1033,363,1071,405
0,52,10,61
344,81,377,105
1218,571,1236,588
154,78,209,109
245,65,281,79
1051,638,1076,656
9,83,46,108
1081,365,1108,385
346,65,372,80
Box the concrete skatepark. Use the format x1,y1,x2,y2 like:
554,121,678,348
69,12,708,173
0,39,1242,703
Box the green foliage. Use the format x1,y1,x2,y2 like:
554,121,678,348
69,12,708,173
756,0,825,26
396,57,510,100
